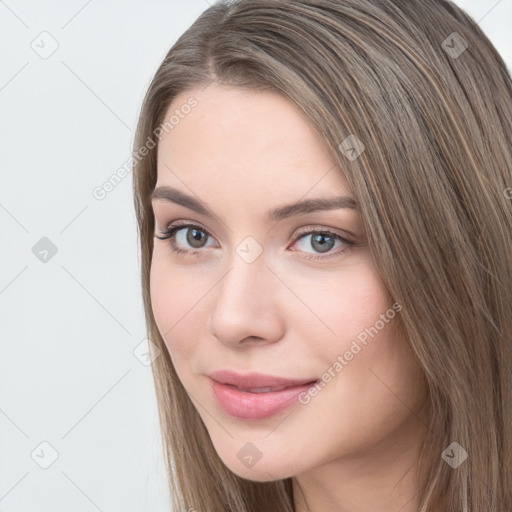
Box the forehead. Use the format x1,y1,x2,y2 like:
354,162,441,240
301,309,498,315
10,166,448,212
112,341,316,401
156,83,352,207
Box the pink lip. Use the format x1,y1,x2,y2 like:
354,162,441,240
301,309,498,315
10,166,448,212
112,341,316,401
208,369,318,388
208,370,319,420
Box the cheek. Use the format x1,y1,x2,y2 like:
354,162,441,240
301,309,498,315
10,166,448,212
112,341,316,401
149,253,205,360
150,254,176,335
297,261,414,409
298,262,393,349
314,275,425,452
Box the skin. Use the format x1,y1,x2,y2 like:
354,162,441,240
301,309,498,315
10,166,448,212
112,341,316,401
150,83,431,512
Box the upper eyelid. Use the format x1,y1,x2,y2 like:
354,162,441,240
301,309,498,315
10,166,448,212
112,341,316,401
153,203,360,235
165,220,215,238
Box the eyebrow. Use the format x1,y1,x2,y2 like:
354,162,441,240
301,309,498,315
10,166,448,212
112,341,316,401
150,186,358,223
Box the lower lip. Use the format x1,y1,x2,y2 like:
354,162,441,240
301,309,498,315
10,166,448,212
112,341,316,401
210,378,318,420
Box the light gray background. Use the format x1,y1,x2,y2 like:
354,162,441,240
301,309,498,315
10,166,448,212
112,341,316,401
1,1,510,511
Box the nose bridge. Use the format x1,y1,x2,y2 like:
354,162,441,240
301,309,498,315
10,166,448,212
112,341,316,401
207,239,282,345
218,242,270,314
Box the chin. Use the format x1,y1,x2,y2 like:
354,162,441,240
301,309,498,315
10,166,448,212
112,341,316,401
215,447,297,482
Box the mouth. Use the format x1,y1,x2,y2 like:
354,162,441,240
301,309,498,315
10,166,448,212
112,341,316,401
208,369,318,390
220,381,319,393
207,370,319,420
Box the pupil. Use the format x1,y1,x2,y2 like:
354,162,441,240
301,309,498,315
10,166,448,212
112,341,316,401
187,228,207,248
312,234,334,253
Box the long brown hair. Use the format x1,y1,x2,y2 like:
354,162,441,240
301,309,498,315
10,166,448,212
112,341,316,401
132,1,512,510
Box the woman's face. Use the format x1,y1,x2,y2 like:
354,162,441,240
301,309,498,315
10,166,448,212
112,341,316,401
150,83,429,482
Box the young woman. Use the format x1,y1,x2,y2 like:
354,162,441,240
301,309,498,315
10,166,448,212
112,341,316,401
132,1,512,510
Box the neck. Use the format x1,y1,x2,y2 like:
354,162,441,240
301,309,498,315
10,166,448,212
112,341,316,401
292,412,427,512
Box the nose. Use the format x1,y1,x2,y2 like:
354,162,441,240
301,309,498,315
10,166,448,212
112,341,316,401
207,249,285,348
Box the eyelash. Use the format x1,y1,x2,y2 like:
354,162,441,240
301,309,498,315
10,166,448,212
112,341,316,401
154,221,355,261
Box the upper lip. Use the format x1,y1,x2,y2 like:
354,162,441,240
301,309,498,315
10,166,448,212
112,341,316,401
208,369,318,389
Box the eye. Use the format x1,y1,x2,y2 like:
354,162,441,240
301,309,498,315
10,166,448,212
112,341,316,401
154,221,355,261
154,221,216,257
289,228,354,261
